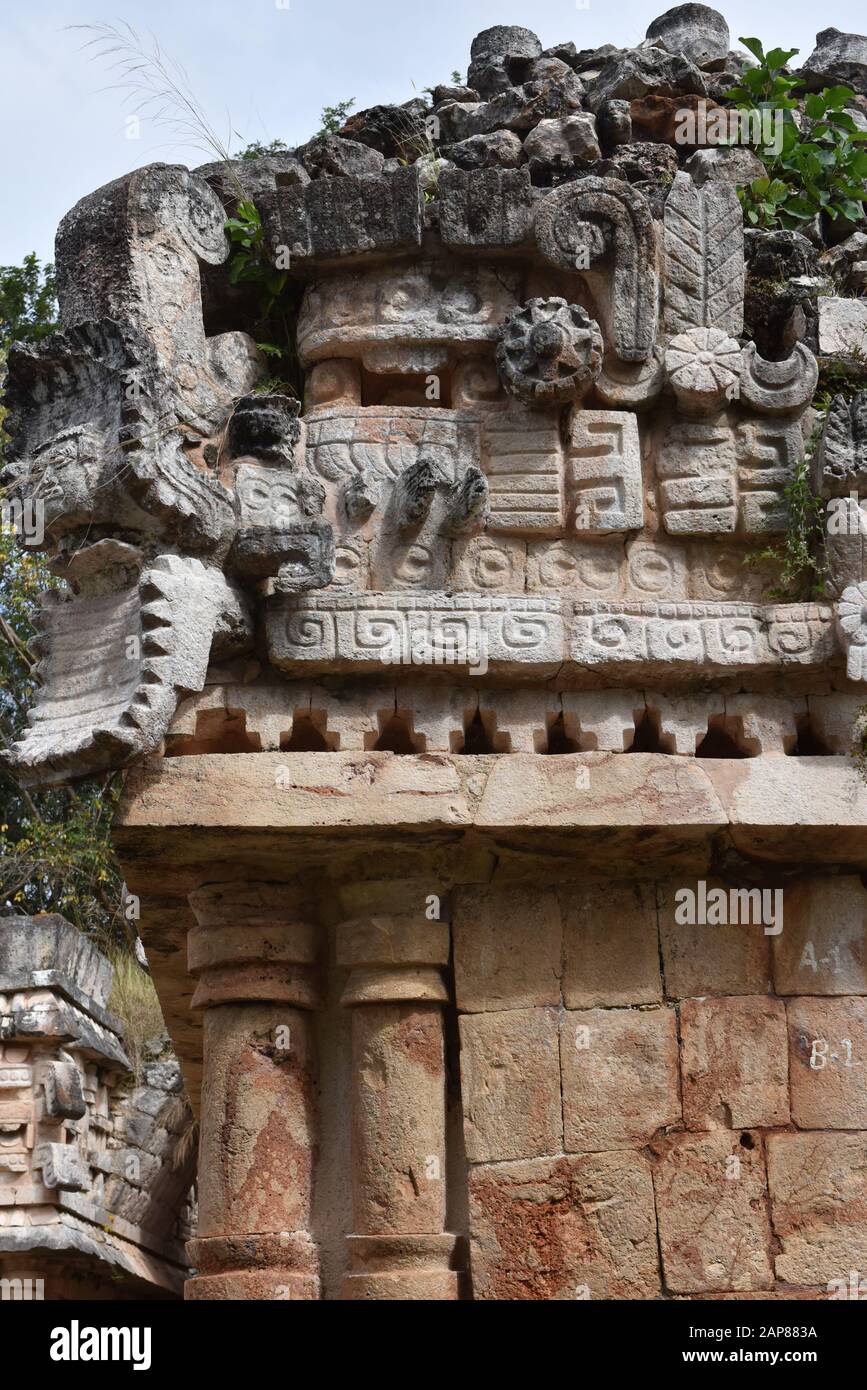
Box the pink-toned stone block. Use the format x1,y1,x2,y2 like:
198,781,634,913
787,997,867,1129
459,1008,561,1162
453,887,561,1012
562,881,661,1007
469,1151,661,1299
659,879,772,998
560,1006,680,1152
653,1131,774,1293
767,1131,867,1288
681,996,789,1130
773,878,867,996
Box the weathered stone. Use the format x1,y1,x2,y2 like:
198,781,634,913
459,1008,562,1162
496,299,603,405
773,878,867,995
560,1006,680,1151
262,168,424,263
681,995,789,1129
645,5,730,65
587,46,708,112
767,1131,867,1286
298,134,385,179
799,28,867,96
596,98,633,149
469,1152,661,1299
819,298,867,357
227,393,301,465
664,171,744,337
658,878,774,997
453,887,561,1011
439,131,523,171
563,882,661,1007
337,101,429,161
536,177,660,360
522,114,601,174
816,392,867,500
438,167,533,247
685,145,766,187
653,1131,774,1292
788,996,867,1127
467,25,543,101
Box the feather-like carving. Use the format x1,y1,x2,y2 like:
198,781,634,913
664,171,744,338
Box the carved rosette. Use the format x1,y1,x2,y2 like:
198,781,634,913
665,327,741,415
495,298,603,405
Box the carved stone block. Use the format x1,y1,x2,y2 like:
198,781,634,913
566,410,643,532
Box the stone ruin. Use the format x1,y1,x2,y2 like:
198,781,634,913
0,917,194,1298
2,6,867,1299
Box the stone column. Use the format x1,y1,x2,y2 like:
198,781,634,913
185,882,320,1300
337,882,459,1299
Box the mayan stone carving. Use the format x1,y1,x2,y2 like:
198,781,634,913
4,5,867,1311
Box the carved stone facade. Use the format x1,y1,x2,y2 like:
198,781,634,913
3,8,867,1301
0,918,193,1298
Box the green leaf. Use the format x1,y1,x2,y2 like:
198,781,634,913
766,46,799,68
805,92,827,119
781,196,815,218
739,36,766,62
839,199,866,221
821,85,856,108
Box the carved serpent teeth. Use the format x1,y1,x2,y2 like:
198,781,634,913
495,297,604,405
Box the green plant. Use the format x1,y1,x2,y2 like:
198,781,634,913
239,138,292,160
745,445,827,599
727,37,867,230
318,98,355,135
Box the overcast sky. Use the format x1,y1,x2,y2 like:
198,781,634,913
3,0,865,266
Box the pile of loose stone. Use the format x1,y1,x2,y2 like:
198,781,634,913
201,7,867,368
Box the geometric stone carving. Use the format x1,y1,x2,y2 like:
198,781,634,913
738,343,819,415
298,259,519,373
566,410,643,531
495,298,603,404
657,417,738,533
266,592,565,677
535,177,660,360
42,1061,87,1121
481,408,564,533
663,171,744,338
571,600,836,677
260,168,425,263
815,392,867,497
0,916,192,1297
3,555,244,787
658,414,801,534
55,164,261,438
33,1142,91,1192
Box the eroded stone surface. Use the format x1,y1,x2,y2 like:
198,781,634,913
459,1008,561,1162
560,1006,680,1151
469,1152,661,1299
